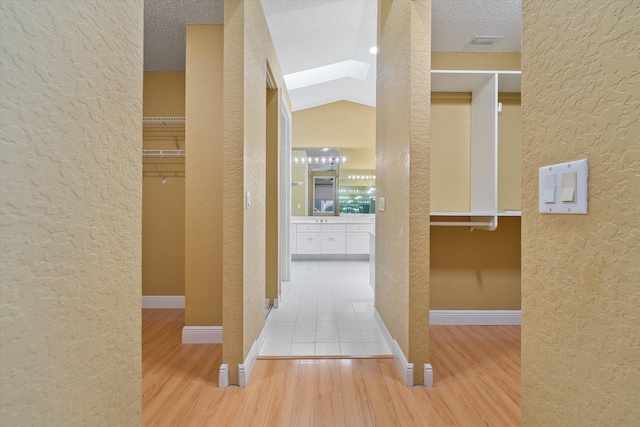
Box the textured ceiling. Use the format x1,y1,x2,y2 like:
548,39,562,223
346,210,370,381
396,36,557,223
144,0,223,71
432,0,521,52
143,0,521,109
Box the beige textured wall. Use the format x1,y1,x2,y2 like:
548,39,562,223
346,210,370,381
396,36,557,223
376,0,431,385
522,1,640,425
223,0,288,384
142,72,186,296
0,0,142,424
185,25,224,326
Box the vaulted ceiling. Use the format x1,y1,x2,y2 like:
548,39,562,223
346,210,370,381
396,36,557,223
144,0,521,110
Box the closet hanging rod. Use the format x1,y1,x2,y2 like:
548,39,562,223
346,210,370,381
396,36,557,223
430,221,494,227
142,150,185,158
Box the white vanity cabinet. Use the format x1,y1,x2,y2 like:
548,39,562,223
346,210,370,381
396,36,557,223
346,224,373,254
296,224,322,254
321,224,346,254
291,218,374,257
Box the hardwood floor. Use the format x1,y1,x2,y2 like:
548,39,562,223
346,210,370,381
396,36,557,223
143,309,521,426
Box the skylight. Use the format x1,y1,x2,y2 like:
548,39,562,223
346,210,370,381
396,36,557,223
284,60,370,91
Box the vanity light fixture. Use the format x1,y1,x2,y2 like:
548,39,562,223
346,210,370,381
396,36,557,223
292,156,348,164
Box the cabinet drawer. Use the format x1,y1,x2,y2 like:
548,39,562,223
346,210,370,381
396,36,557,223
296,224,322,233
346,224,373,233
322,224,345,233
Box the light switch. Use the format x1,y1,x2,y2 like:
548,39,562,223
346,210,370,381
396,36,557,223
539,159,588,214
379,197,385,212
543,174,556,203
246,192,251,210
561,172,577,202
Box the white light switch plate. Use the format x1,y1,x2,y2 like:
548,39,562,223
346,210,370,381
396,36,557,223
539,159,588,214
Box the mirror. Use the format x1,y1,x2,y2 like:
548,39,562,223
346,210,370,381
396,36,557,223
291,147,375,216
338,169,376,214
313,176,335,214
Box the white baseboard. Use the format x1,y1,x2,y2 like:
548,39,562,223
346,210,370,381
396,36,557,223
182,326,223,344
238,325,268,387
142,295,185,309
219,364,228,388
429,310,521,325
424,364,433,388
374,309,414,387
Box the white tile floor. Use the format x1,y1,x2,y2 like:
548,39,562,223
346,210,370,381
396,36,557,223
259,260,391,357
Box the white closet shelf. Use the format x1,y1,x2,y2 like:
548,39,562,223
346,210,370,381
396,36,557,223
430,211,521,217
142,116,185,129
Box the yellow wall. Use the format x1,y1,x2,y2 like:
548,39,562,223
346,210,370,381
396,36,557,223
1,1,142,424
223,0,289,385
522,1,640,425
265,86,280,304
432,52,521,71
293,101,375,149
142,71,185,296
143,72,186,117
431,217,520,309
430,93,471,211
291,149,307,215
376,0,431,385
185,25,224,326
498,93,521,212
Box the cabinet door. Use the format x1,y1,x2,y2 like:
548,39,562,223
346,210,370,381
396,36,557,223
322,233,345,254
346,233,370,254
297,232,321,254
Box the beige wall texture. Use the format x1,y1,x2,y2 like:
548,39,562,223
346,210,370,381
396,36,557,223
142,71,186,296
185,25,224,326
522,1,640,425
223,0,289,385
376,0,431,385
0,0,142,424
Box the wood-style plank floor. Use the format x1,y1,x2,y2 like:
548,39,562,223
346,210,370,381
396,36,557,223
143,309,521,426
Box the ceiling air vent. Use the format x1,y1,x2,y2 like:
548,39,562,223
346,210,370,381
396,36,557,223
469,36,503,46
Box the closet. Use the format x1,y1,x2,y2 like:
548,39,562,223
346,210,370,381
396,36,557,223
430,70,521,312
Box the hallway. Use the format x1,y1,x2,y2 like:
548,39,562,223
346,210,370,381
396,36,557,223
259,260,391,357
142,309,521,426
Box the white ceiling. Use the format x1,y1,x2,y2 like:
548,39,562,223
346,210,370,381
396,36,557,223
144,0,521,110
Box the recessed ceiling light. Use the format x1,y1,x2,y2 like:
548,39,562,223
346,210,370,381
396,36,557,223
369,46,378,54
469,36,504,46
